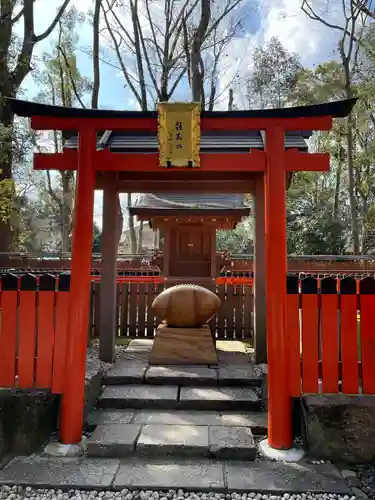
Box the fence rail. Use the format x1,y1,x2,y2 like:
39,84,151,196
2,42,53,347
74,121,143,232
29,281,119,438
90,281,254,340
287,275,375,396
0,273,70,391
2,272,375,396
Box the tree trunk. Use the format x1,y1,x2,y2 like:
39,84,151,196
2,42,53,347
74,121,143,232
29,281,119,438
0,100,15,252
137,220,144,254
333,161,342,220
228,88,234,111
116,194,123,251
189,0,211,103
127,193,137,254
343,57,360,253
91,0,101,108
61,171,74,252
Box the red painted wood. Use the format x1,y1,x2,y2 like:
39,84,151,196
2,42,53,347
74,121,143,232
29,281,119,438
359,295,375,393
52,292,70,393
34,150,267,173
287,294,301,397
18,291,37,388
284,150,330,172
35,291,55,388
321,295,339,393
0,291,18,387
264,126,292,449
340,295,359,394
34,149,329,175
60,128,96,444
301,294,319,393
31,115,333,132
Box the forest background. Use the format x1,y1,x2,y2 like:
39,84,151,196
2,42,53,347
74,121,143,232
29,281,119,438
0,0,374,256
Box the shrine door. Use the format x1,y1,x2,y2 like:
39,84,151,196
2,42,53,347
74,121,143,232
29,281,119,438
169,225,213,278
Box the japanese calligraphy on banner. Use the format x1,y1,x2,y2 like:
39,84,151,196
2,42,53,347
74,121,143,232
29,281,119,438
157,102,201,168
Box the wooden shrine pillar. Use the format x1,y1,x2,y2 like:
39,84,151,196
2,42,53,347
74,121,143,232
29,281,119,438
253,174,267,364
60,128,96,444
99,180,119,362
264,126,292,449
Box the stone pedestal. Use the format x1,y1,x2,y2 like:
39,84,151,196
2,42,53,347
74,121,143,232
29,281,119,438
148,324,217,365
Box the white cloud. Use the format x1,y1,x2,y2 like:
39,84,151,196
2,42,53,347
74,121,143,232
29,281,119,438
218,0,345,109
260,0,342,66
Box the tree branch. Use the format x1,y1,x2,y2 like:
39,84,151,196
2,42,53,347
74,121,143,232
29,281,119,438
34,0,71,42
57,45,87,108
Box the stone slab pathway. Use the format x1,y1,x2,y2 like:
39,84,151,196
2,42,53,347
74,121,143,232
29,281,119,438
87,409,267,432
0,456,351,493
102,362,262,387
98,385,261,411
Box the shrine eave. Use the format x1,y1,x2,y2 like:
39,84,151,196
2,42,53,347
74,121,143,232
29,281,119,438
8,97,358,120
129,207,251,218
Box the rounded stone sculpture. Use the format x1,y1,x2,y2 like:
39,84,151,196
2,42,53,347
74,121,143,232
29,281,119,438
152,284,221,328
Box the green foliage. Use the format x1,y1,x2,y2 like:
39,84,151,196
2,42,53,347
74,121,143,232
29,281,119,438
0,174,14,223
216,222,253,253
287,172,348,255
92,223,102,253
247,37,303,109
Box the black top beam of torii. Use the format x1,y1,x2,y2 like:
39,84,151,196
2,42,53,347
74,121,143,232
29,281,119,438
8,97,358,120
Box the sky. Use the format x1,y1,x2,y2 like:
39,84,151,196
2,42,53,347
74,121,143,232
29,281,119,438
16,0,351,227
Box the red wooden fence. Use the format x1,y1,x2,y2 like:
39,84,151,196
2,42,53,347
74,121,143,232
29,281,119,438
0,273,70,391
287,275,375,396
1,272,375,396
89,280,254,340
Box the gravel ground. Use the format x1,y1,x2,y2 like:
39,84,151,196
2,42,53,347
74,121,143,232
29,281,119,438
0,486,357,500
354,465,375,499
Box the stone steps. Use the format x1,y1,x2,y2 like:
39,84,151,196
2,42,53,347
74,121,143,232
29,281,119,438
103,361,263,387
0,455,351,493
86,422,258,459
86,409,268,432
98,385,262,411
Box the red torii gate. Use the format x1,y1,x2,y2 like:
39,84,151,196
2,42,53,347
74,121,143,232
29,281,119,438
9,97,356,451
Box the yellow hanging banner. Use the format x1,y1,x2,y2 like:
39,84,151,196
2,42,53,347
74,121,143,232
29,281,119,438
157,102,201,168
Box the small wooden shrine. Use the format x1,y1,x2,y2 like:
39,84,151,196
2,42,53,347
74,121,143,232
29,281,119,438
130,193,250,279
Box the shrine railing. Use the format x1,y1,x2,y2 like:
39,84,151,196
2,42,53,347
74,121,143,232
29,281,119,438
1,272,375,395
89,279,254,340
287,274,375,395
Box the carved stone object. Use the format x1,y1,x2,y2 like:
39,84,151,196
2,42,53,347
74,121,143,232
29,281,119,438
152,284,221,328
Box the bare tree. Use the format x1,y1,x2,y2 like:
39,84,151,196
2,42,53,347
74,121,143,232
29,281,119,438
301,0,368,253
0,0,72,251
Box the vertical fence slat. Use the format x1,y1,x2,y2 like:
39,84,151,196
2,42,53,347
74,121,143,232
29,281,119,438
217,284,226,339
35,274,56,388
243,285,252,341
146,283,155,337
320,277,339,393
301,277,319,393
120,282,129,337
0,274,18,388
138,283,146,337
359,277,375,394
128,283,138,336
340,277,359,394
234,285,243,339
287,275,301,397
18,274,37,388
226,284,234,339
52,274,70,394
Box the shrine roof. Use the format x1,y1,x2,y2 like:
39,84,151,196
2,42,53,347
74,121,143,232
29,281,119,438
8,97,357,119
129,193,250,217
64,130,311,152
